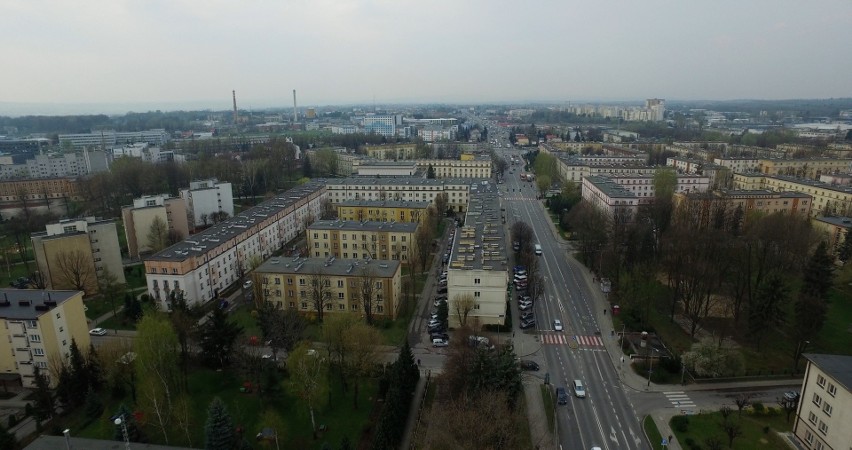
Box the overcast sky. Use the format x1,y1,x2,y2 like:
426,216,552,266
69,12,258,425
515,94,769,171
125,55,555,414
2,0,851,114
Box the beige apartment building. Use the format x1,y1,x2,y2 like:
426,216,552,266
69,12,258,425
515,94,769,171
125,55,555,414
793,353,852,450
122,194,190,259
758,158,852,179
254,257,402,320
673,190,812,226
361,143,418,160
416,158,492,178
336,200,430,224
733,174,852,217
326,177,472,213
307,220,419,263
31,218,125,295
0,289,89,387
581,176,640,221
812,216,851,256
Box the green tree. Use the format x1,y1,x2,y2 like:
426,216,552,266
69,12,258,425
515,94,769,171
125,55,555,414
838,232,852,265
204,397,236,450
135,314,182,444
168,290,199,389
98,267,125,322
792,242,836,367
146,216,170,253
302,155,314,178
288,342,329,439
257,301,306,359
748,273,789,350
113,404,143,443
198,307,243,369
84,388,104,419
32,365,55,421
0,422,17,450
426,164,436,179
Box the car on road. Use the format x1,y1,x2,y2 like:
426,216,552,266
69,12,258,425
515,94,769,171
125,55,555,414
437,286,447,294
432,338,449,347
573,379,586,398
553,320,563,331
784,391,800,402
89,328,107,336
556,387,568,405
520,360,540,371
430,332,449,341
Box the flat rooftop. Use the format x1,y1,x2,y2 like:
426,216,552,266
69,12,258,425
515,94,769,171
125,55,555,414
448,181,507,271
772,175,852,194
146,181,326,262
804,353,852,393
0,289,80,320
814,216,852,228
255,256,400,278
308,219,418,233
337,199,431,209
584,176,637,198
326,177,474,188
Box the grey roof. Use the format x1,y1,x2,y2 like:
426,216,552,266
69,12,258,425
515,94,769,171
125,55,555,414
804,353,852,393
25,436,196,450
337,199,431,209
255,256,400,278
814,216,852,228
448,182,507,271
326,177,474,187
0,289,81,320
722,189,811,198
772,175,852,195
584,176,637,198
308,219,418,233
358,161,417,167
146,181,326,262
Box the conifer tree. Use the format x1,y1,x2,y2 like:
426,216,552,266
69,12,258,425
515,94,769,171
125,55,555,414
204,397,236,450
32,365,55,421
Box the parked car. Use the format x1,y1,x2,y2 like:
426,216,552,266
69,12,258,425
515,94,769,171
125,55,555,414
437,286,448,294
519,302,533,311
520,319,536,329
513,265,526,274
434,299,446,307
556,387,568,405
430,332,450,341
520,360,540,371
89,328,107,336
784,391,800,402
432,339,449,348
242,280,253,289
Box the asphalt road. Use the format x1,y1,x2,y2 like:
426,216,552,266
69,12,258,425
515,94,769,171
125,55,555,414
499,147,646,450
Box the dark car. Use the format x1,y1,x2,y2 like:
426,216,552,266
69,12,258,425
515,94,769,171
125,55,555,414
520,360,540,371
520,311,534,321
430,332,450,341
519,319,536,329
437,286,448,294
556,387,568,405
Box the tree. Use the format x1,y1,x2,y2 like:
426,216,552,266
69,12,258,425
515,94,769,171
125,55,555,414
0,422,17,450
204,397,236,450
308,271,332,322
113,403,143,443
747,273,789,350
792,241,835,365
681,338,744,378
257,302,306,360
168,290,199,389
147,216,170,253
720,411,743,448
354,267,378,325
52,249,97,293
452,293,475,328
414,227,433,275
98,267,125,323
510,221,534,254
429,391,521,450
198,307,243,369
32,365,55,421
734,393,753,417
84,388,104,419
319,197,337,220
434,193,449,218
302,154,313,178
426,164,436,179
347,323,382,410
838,232,852,265
322,314,358,392
135,314,182,444
288,342,329,439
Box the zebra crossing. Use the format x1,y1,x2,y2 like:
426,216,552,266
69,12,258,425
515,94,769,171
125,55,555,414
504,196,531,201
541,334,605,348
663,391,696,408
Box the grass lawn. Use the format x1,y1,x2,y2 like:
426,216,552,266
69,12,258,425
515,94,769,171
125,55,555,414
123,264,147,289
70,366,379,449
670,409,792,450
230,306,263,338
0,260,35,288
540,385,555,433
818,265,852,355
643,415,664,449
84,296,122,322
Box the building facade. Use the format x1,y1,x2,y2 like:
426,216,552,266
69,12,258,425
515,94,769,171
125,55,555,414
254,257,402,320
0,289,89,388
326,177,472,213
793,353,852,450
58,129,170,149
416,158,492,179
581,176,640,221
179,178,235,229
356,161,417,176
31,218,125,295
361,143,418,160
733,174,852,217
812,216,851,256
144,182,326,309
307,220,419,263
758,158,852,179
336,200,430,224
122,195,190,259
673,190,812,226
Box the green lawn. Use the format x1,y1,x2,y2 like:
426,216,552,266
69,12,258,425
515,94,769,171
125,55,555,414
70,366,379,449
0,261,35,288
643,415,664,449
540,385,555,433
84,296,122,322
818,265,852,355
670,409,792,450
229,307,263,338
123,264,147,289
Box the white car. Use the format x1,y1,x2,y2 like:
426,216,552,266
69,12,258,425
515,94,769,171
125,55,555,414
89,328,107,336
243,280,253,289
553,320,563,331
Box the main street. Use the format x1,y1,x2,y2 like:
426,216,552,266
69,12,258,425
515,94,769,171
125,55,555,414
499,146,645,450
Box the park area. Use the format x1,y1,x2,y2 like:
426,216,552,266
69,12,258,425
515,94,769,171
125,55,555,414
669,407,793,450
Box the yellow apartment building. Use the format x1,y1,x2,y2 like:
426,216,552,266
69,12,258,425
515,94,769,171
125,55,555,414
336,200,430,224
758,158,852,178
122,194,190,259
812,216,851,256
793,354,852,450
416,158,492,178
361,143,418,160
0,289,89,388
733,174,852,217
254,257,402,320
307,220,419,263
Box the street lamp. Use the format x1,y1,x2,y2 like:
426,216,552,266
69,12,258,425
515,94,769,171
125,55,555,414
647,348,659,388
63,429,72,450
114,416,131,450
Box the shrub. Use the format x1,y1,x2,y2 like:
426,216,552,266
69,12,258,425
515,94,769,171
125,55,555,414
671,415,690,433
8,414,16,427
763,426,771,434
752,402,765,414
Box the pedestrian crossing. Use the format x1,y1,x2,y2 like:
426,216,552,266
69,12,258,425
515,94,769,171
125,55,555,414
542,334,605,348
663,391,696,409
504,196,531,201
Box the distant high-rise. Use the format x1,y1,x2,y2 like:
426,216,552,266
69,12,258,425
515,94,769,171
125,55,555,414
646,98,666,121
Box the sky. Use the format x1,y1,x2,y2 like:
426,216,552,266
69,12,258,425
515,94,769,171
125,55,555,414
1,0,851,115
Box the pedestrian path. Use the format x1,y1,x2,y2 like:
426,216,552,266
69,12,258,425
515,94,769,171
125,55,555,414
663,391,696,409
541,333,605,348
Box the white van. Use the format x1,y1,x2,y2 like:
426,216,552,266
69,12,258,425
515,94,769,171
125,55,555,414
534,244,542,255
573,379,586,398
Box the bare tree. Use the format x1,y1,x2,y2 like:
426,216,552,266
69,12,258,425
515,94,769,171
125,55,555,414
319,197,337,220
346,323,381,410
453,293,476,328
146,216,170,253
734,393,753,417
257,301,306,359
98,267,125,319
308,271,332,322
414,226,433,274
510,221,534,254
434,193,449,218
53,249,97,293
287,342,328,439
354,266,378,325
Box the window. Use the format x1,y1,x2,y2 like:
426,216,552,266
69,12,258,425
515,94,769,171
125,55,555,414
338,293,344,299
813,393,822,407
337,280,344,288
474,304,480,310
301,302,307,309
815,441,824,450
56,312,61,319
33,348,45,356
817,374,826,388
818,420,828,435
339,304,345,310
29,334,41,343
805,430,814,444
823,402,832,416
474,292,481,297
474,278,480,285
26,320,37,328
827,383,837,397
325,304,332,310
36,361,48,369
809,412,818,424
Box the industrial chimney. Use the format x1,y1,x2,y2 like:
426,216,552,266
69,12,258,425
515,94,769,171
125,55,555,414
232,90,238,124
293,89,298,124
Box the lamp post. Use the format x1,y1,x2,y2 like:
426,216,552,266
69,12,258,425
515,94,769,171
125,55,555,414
114,416,131,450
647,348,659,388
63,429,72,450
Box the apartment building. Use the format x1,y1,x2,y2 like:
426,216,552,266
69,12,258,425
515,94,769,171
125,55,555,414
58,129,170,149
362,115,398,137
122,194,190,259
307,220,419,263
31,218,125,295
356,161,417,176
552,154,658,183
733,174,852,217
416,158,492,179
713,157,761,174
144,182,326,309
0,289,89,388
581,176,640,221
793,353,852,450
759,158,852,179
336,199,430,224
326,177,472,213
604,174,711,205
179,178,235,229
812,216,851,256
254,257,402,320
361,143,418,160
447,182,508,328
420,127,456,142
0,177,83,204
673,190,812,226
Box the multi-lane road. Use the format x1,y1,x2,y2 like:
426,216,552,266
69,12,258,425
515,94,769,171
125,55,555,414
498,146,645,450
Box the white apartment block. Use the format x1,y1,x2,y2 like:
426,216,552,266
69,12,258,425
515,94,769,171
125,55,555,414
58,129,170,149
581,176,640,221
554,155,658,183
416,159,492,179
604,174,710,205
794,354,852,450
179,179,235,228
419,127,457,142
326,177,472,213
144,182,326,308
712,157,762,174
0,150,110,180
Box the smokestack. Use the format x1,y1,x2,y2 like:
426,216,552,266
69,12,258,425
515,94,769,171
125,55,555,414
293,89,298,124
232,90,238,124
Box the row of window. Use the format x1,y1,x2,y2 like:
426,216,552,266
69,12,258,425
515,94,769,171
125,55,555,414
265,277,383,289
267,289,385,302
815,374,838,396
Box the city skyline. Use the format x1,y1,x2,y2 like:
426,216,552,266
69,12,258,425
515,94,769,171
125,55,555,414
2,0,851,115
